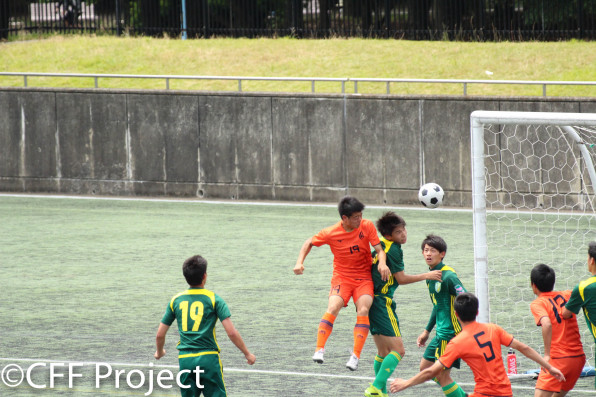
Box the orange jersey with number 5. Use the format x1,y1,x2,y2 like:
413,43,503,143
312,219,380,279
439,322,514,397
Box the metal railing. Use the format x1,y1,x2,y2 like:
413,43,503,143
2,72,596,97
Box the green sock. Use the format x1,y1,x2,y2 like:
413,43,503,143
442,381,466,397
373,354,384,376
373,351,401,392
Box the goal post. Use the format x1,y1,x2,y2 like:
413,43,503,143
470,111,596,369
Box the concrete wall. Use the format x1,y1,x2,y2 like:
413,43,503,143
1,87,596,207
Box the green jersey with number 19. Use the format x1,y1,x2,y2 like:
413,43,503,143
161,288,231,353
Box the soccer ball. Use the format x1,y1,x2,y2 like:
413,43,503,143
418,183,444,209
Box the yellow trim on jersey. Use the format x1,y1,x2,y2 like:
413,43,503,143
450,295,462,334
441,265,456,274
376,237,396,294
170,289,216,311
441,266,462,335
213,326,221,352
577,278,596,339
579,277,596,301
178,350,219,358
385,296,401,337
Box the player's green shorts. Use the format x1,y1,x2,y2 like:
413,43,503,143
423,336,461,369
369,295,401,337
178,351,226,397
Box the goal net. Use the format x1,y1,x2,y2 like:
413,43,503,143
471,111,596,374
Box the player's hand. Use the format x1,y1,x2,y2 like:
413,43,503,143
417,330,429,347
389,378,407,393
245,353,256,365
378,262,391,281
293,263,304,275
547,365,565,382
426,270,442,281
154,349,166,360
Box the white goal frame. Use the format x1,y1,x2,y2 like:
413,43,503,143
471,110,596,324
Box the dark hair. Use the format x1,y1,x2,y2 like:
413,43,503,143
589,242,596,261
421,234,447,253
376,211,406,237
454,293,478,322
530,263,555,293
183,255,207,286
338,196,365,218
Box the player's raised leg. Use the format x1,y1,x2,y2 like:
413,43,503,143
313,294,344,363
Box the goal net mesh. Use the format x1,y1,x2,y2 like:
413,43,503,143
471,112,596,374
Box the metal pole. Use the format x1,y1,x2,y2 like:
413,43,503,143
115,0,121,36
470,112,489,323
181,0,187,40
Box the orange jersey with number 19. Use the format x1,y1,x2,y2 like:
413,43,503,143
439,321,514,397
311,219,380,279
530,290,584,358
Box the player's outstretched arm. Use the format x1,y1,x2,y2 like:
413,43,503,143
294,237,314,275
221,317,256,365
510,339,565,382
154,322,170,359
390,360,443,393
394,270,441,285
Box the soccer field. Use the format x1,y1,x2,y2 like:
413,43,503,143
0,195,594,396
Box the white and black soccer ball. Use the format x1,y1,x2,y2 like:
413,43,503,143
418,183,444,209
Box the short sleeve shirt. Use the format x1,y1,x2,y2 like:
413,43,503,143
566,276,596,343
372,237,404,296
162,288,231,352
439,322,514,396
530,290,584,358
312,218,380,279
425,263,467,339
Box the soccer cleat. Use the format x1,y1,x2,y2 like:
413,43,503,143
312,348,325,364
364,383,388,397
346,353,359,371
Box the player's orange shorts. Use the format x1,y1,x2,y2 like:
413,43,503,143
329,275,373,307
535,354,585,392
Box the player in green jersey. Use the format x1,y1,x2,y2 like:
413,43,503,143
563,241,596,388
364,212,442,397
417,234,467,397
154,255,256,397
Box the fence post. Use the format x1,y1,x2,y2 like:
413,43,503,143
578,0,584,39
202,0,209,37
115,0,122,36
181,0,187,39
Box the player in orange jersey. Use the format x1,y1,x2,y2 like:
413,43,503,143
530,264,585,397
390,293,565,396
294,196,390,371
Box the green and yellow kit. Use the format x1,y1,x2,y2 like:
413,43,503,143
369,237,405,337
161,288,231,397
423,262,467,366
565,275,596,387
